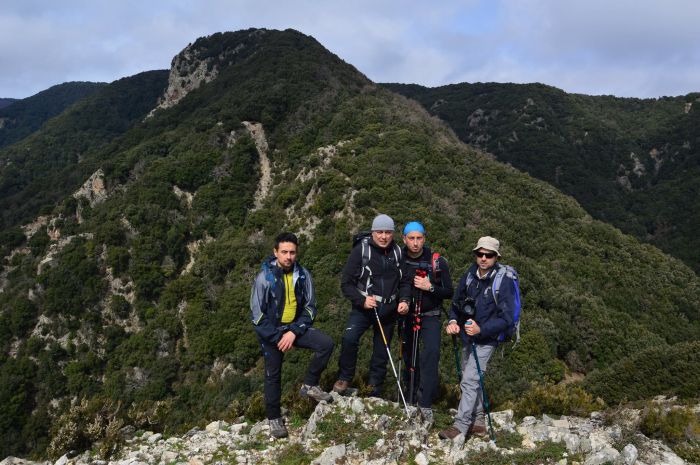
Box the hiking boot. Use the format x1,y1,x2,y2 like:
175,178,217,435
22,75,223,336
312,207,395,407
366,384,382,398
438,425,462,440
419,407,434,428
300,384,333,403
468,423,489,438
268,417,288,439
333,379,350,395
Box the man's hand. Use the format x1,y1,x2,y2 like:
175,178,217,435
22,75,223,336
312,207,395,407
413,274,431,291
446,322,460,335
277,331,296,352
363,296,377,310
397,301,409,314
464,319,481,336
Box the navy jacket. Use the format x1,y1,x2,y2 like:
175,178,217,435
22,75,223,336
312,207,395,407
250,256,317,344
449,263,516,345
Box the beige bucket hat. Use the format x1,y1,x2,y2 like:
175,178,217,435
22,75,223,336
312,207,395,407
473,236,501,257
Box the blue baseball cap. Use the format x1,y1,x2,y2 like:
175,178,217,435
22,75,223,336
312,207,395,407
403,221,425,235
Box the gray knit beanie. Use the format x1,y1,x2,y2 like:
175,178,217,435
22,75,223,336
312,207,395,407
371,214,395,231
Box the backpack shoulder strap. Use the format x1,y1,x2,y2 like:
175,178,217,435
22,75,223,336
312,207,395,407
492,264,518,305
431,251,441,283
358,237,372,291
392,242,403,279
296,265,306,299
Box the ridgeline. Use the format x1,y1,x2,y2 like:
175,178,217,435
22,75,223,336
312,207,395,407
384,82,700,273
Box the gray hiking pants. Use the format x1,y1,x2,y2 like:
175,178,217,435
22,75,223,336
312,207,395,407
454,343,495,433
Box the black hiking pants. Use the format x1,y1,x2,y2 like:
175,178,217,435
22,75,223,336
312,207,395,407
337,308,396,390
259,327,334,419
400,312,441,408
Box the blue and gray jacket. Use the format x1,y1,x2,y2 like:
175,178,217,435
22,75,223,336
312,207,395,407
250,256,317,344
449,263,516,346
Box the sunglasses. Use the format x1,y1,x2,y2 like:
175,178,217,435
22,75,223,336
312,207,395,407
474,251,497,259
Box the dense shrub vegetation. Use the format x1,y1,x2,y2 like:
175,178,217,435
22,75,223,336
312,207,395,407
0,71,168,233
0,82,105,149
385,82,700,273
0,29,698,459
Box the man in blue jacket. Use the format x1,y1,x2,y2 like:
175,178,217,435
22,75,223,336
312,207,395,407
250,232,334,439
439,236,516,441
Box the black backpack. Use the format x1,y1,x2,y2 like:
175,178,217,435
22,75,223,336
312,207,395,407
352,231,403,292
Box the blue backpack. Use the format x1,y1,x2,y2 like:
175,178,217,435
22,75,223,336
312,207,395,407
466,263,521,344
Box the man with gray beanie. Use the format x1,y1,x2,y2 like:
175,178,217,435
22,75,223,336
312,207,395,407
334,214,409,397
439,236,517,441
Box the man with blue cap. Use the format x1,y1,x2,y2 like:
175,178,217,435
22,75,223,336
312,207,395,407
397,221,453,427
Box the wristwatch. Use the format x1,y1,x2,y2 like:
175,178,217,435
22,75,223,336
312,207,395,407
429,284,435,293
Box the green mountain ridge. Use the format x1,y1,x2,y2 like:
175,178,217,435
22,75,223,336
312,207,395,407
0,82,106,149
0,98,17,110
0,71,168,239
383,82,700,272
0,28,698,459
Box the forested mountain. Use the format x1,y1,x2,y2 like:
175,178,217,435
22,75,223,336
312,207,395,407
0,98,17,110
0,28,698,460
0,82,106,149
0,72,167,245
383,82,700,273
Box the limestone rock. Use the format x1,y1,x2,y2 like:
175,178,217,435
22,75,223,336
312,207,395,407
311,444,345,465
584,446,619,465
5,399,696,465
620,443,638,465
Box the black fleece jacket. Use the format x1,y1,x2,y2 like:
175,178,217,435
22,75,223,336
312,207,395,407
340,238,406,318
399,246,454,313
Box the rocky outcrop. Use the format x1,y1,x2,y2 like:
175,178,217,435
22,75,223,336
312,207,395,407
73,169,108,223
1,247,30,293
181,235,213,275
21,216,51,240
243,121,272,211
11,395,693,465
37,233,93,275
73,169,108,207
172,185,194,209
146,46,221,118
285,141,359,240
146,30,269,118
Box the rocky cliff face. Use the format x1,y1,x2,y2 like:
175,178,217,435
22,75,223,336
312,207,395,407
4,395,695,465
147,29,269,118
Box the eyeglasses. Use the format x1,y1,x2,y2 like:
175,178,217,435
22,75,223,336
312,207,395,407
474,251,497,259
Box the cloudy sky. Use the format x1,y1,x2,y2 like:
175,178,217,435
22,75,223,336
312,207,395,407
2,0,699,99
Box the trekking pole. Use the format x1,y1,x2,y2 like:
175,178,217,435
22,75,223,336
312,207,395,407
397,317,404,403
451,335,462,382
470,339,496,443
442,308,463,383
409,274,424,405
372,305,410,415
409,269,428,404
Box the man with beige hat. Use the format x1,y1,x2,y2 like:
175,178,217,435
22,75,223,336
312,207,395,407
439,236,518,441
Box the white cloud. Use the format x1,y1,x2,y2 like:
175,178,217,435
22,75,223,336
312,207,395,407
1,0,698,98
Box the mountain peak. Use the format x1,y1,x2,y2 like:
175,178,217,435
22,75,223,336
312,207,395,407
147,29,271,116
146,28,346,119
